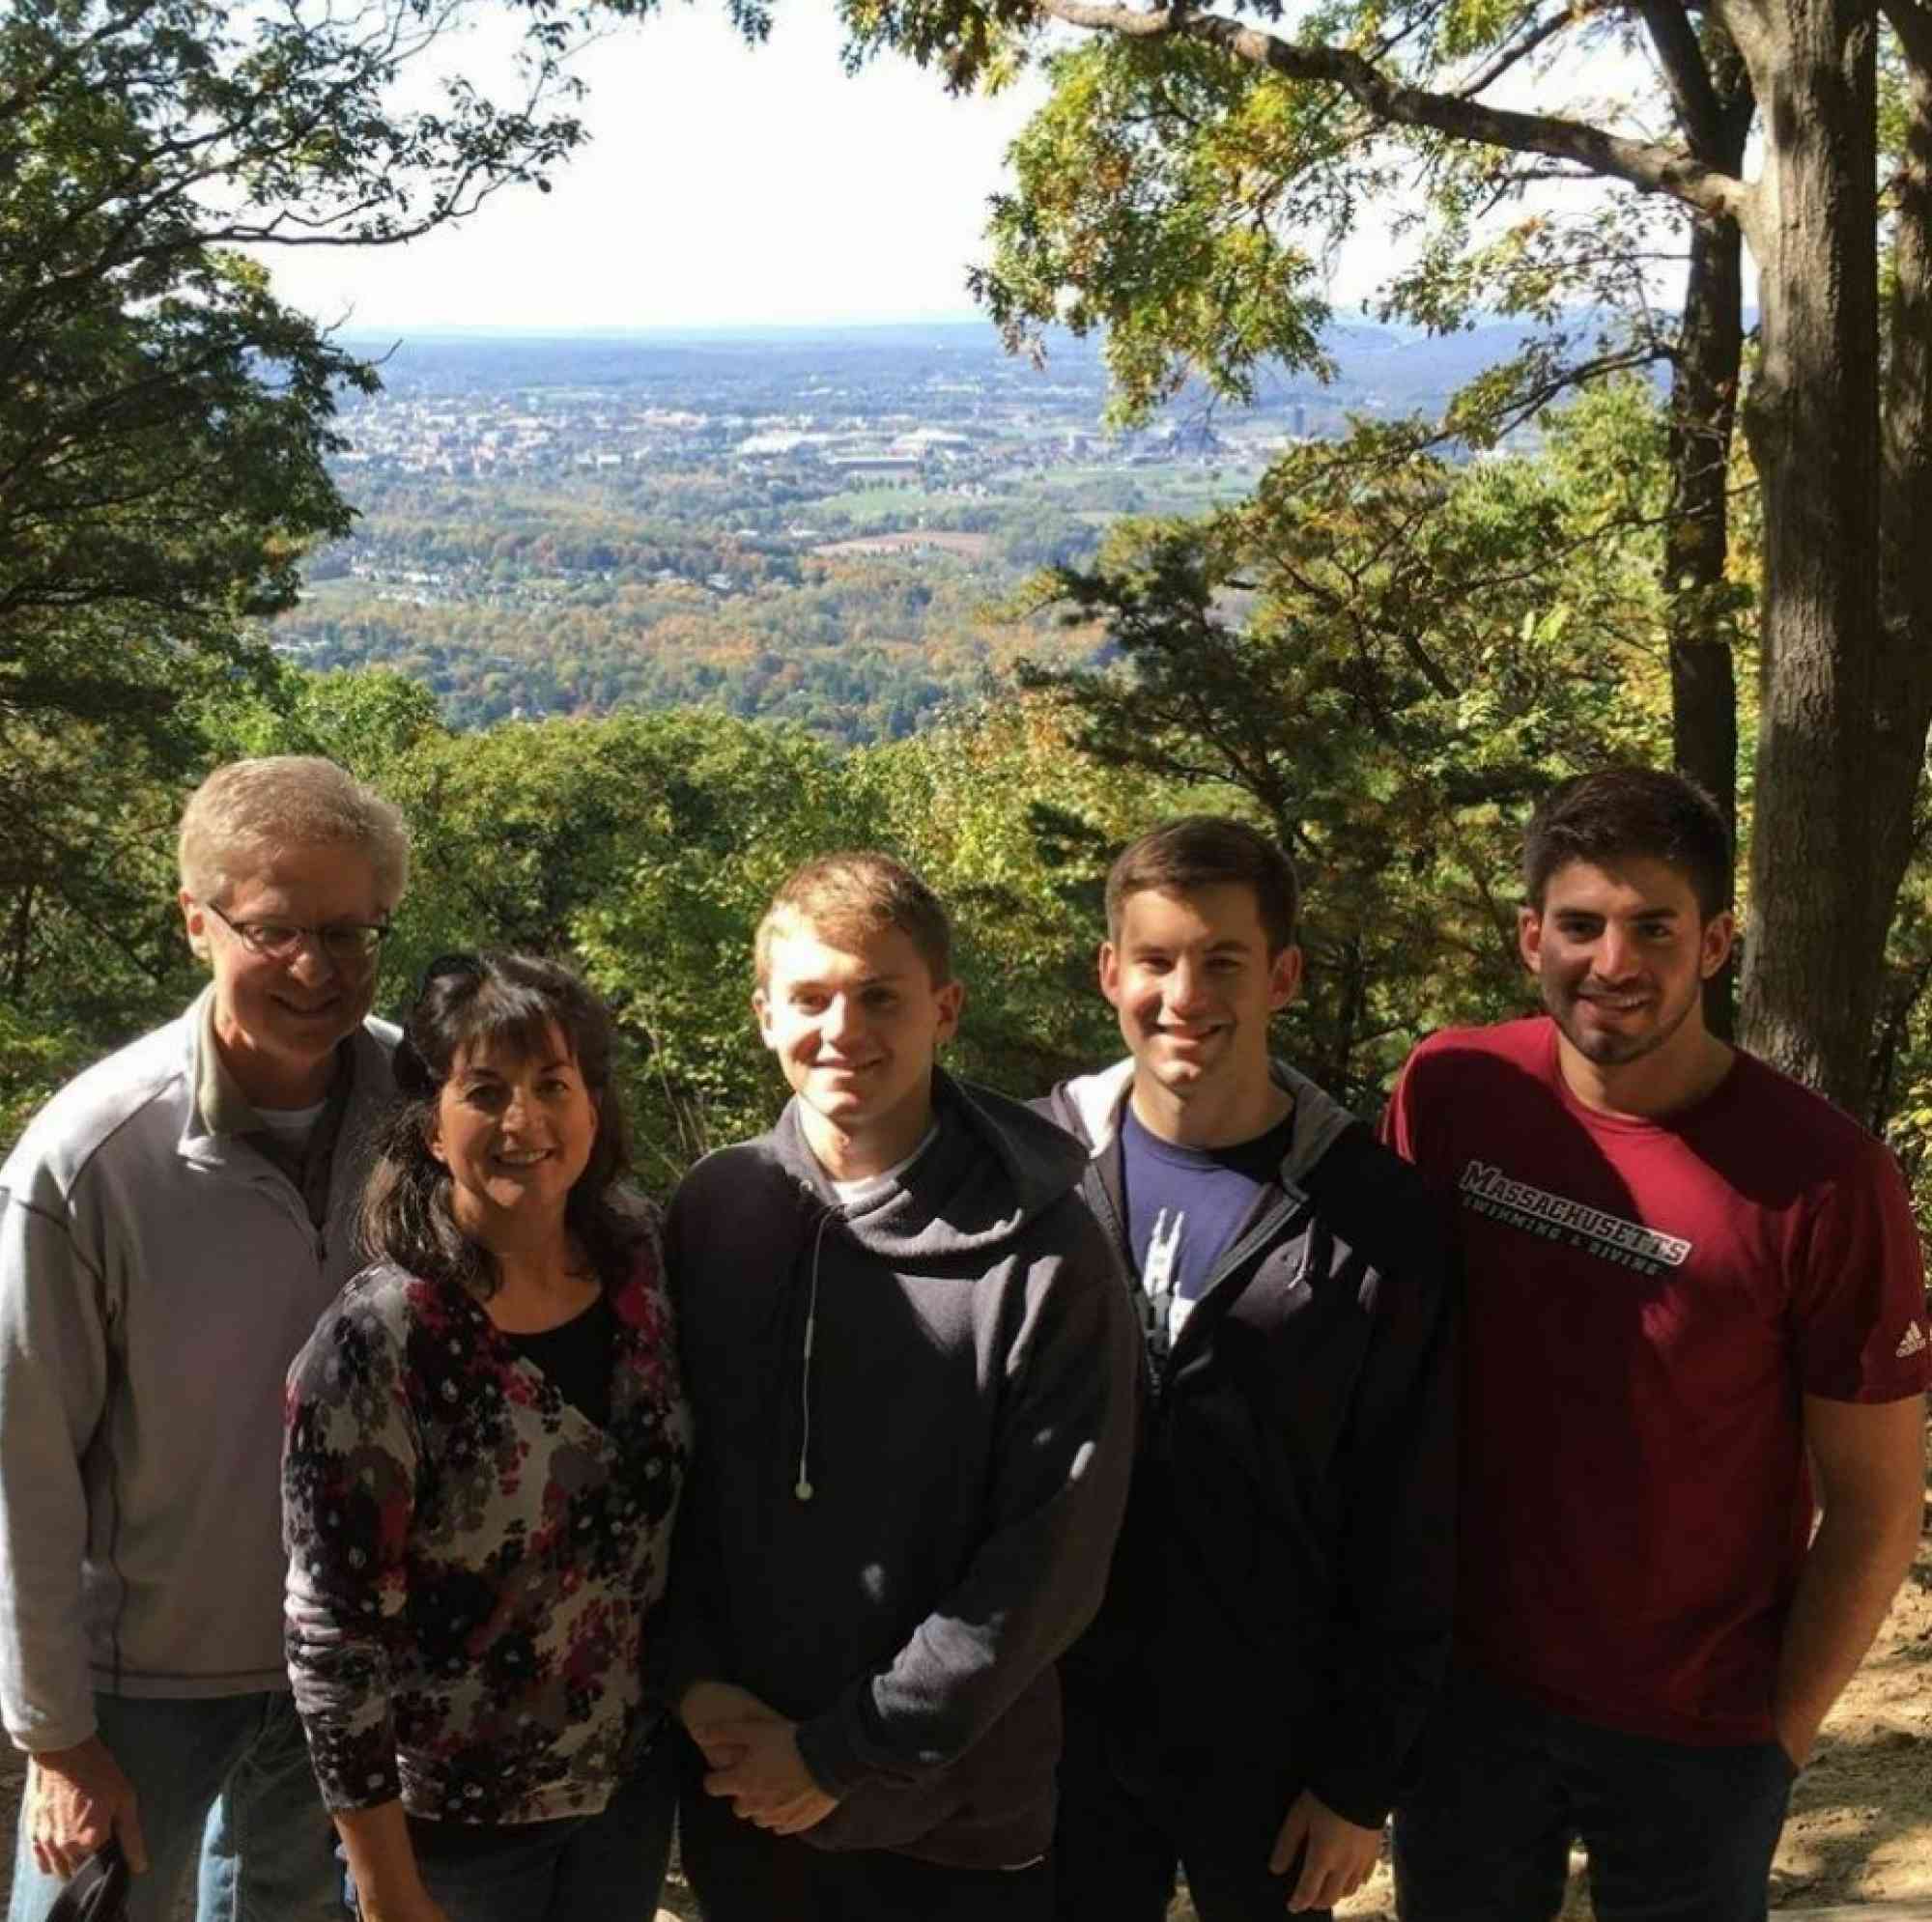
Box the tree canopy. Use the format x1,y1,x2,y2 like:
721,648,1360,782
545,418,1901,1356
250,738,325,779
0,0,609,1040
812,0,1932,1109
2,0,592,695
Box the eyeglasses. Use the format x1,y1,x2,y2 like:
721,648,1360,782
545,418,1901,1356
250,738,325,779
201,898,391,965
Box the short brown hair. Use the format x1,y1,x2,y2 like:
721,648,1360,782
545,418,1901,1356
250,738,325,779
1522,768,1732,919
753,852,952,988
1106,816,1299,955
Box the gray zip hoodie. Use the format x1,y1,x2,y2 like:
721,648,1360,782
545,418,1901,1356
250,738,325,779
666,1070,1139,1869
0,993,394,1752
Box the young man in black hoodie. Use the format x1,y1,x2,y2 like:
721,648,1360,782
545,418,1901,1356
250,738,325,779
1040,816,1457,1920
667,851,1140,1922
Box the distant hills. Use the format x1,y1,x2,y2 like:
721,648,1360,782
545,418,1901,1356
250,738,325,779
331,313,1648,424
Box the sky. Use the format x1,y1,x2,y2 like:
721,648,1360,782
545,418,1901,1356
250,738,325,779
258,7,1704,338
263,7,1055,333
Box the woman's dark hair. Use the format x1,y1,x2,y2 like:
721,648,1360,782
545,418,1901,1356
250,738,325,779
360,951,647,1297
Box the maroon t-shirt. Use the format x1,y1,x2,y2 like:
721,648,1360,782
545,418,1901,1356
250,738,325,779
1384,1016,1930,1744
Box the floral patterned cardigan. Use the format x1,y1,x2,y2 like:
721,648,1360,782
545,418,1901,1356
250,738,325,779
281,1244,691,1823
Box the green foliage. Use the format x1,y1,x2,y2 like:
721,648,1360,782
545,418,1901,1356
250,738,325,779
1013,390,1674,1104
1,0,589,705
205,666,447,770
0,0,602,1082
974,39,1339,419
572,719,872,1178
0,748,206,1144
0,1002,99,1158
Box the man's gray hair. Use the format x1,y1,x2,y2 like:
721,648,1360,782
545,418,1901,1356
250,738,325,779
178,757,411,909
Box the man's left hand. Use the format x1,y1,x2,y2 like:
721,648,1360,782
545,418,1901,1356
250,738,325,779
701,1717,839,1835
1268,1789,1381,1911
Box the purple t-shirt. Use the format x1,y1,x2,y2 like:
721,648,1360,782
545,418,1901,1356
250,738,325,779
1122,1103,1293,1352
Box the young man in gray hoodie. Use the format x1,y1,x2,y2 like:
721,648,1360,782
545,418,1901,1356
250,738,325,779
1039,816,1456,1921
667,851,1139,1922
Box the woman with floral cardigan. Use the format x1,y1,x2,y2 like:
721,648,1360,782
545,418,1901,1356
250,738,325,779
282,954,691,1922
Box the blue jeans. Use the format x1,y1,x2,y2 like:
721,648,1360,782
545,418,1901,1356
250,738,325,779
1392,1672,1798,1922
7,1692,338,1922
363,1740,675,1922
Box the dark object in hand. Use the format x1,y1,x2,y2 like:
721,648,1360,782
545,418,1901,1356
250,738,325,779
48,1837,129,1922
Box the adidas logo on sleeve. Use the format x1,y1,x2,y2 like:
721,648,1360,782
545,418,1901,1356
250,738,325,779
1897,1321,1927,1360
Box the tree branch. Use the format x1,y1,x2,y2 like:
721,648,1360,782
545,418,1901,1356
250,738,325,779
1034,0,1749,219
1454,3,1601,101
0,0,168,128
1635,0,1724,153
1882,0,1932,71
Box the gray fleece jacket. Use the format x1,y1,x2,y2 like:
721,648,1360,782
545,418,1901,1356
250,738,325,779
0,993,395,1752
666,1070,1140,1869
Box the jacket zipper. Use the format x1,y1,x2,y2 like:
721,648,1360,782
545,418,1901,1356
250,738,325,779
1069,1088,1317,1400
241,1154,327,1265
1077,1171,1161,1407
1154,1195,1307,1398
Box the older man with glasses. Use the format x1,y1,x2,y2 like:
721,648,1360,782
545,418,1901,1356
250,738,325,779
0,757,411,1922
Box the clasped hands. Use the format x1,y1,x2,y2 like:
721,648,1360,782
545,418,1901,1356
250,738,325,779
1270,1788,1382,1913
678,1679,840,1837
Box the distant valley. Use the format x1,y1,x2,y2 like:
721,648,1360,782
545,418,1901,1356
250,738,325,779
276,318,1578,738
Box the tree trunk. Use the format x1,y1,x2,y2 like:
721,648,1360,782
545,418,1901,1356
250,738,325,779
1667,217,1745,1039
1663,31,1751,1040
1861,46,1932,1123
1735,0,1883,1109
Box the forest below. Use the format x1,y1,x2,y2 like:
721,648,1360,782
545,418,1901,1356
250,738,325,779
263,325,1357,737
14,365,1932,1254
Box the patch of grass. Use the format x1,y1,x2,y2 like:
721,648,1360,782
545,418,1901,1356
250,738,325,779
815,484,945,519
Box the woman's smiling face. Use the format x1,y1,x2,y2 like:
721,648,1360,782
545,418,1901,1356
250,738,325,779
430,1023,599,1238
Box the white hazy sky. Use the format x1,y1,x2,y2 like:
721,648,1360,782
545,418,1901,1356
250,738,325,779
260,9,1704,335
264,6,1055,331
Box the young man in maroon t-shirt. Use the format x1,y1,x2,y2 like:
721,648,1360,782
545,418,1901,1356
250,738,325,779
1384,767,1930,1922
